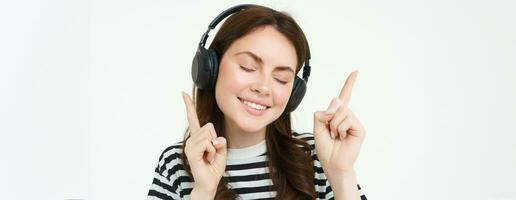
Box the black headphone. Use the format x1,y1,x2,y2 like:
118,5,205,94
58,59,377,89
191,4,311,113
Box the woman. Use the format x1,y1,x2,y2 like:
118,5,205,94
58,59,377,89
148,4,367,200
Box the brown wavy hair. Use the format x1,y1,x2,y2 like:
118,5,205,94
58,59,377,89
180,5,316,199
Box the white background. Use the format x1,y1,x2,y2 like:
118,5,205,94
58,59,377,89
1,0,515,199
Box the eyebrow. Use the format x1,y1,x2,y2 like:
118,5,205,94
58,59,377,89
234,51,295,74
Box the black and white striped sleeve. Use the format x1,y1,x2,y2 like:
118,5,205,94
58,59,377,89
147,144,183,200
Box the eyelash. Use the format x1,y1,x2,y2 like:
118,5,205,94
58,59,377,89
240,65,254,72
276,79,288,85
240,66,288,85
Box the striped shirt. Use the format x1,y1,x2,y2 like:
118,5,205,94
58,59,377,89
147,132,367,199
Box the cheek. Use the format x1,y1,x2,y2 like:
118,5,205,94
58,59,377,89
272,86,292,107
219,69,249,91
216,63,251,97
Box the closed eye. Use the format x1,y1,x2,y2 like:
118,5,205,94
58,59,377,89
240,65,255,72
275,78,288,85
240,65,288,84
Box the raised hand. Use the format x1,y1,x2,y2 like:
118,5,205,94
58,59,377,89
313,70,366,176
181,92,227,197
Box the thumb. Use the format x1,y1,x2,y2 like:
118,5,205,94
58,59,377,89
212,136,227,161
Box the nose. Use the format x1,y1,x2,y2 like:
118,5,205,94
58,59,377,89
250,75,271,96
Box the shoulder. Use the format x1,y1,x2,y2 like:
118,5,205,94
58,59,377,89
292,131,315,142
292,131,316,148
291,132,325,171
292,132,332,195
148,142,189,199
292,132,319,162
154,141,185,180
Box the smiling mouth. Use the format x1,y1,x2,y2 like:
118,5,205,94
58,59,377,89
237,97,271,110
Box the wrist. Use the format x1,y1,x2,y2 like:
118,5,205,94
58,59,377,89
326,168,357,188
325,169,360,200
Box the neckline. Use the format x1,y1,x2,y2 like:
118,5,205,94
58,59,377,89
227,139,267,160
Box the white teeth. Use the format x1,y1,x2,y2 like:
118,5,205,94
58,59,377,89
242,99,267,110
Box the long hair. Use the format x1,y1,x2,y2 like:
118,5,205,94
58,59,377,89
180,5,316,199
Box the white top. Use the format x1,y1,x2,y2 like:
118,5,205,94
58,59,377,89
227,139,267,160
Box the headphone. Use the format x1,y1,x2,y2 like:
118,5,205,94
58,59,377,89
191,4,311,113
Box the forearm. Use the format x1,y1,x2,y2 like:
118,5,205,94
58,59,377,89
327,169,361,200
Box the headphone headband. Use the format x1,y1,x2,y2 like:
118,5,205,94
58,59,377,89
198,4,311,82
209,4,252,29
199,5,252,49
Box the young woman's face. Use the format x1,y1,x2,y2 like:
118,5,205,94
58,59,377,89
215,25,298,134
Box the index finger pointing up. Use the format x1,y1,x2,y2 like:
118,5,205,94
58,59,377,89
338,70,358,106
181,92,200,132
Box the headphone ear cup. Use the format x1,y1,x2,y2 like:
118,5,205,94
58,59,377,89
284,77,306,113
207,49,219,89
191,47,219,90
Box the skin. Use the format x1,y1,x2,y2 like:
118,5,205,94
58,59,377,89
182,25,366,200
214,26,298,149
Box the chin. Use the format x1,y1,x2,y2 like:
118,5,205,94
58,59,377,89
236,117,270,133
238,112,285,133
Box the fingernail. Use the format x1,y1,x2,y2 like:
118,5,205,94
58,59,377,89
211,138,220,145
331,131,335,139
210,158,214,164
